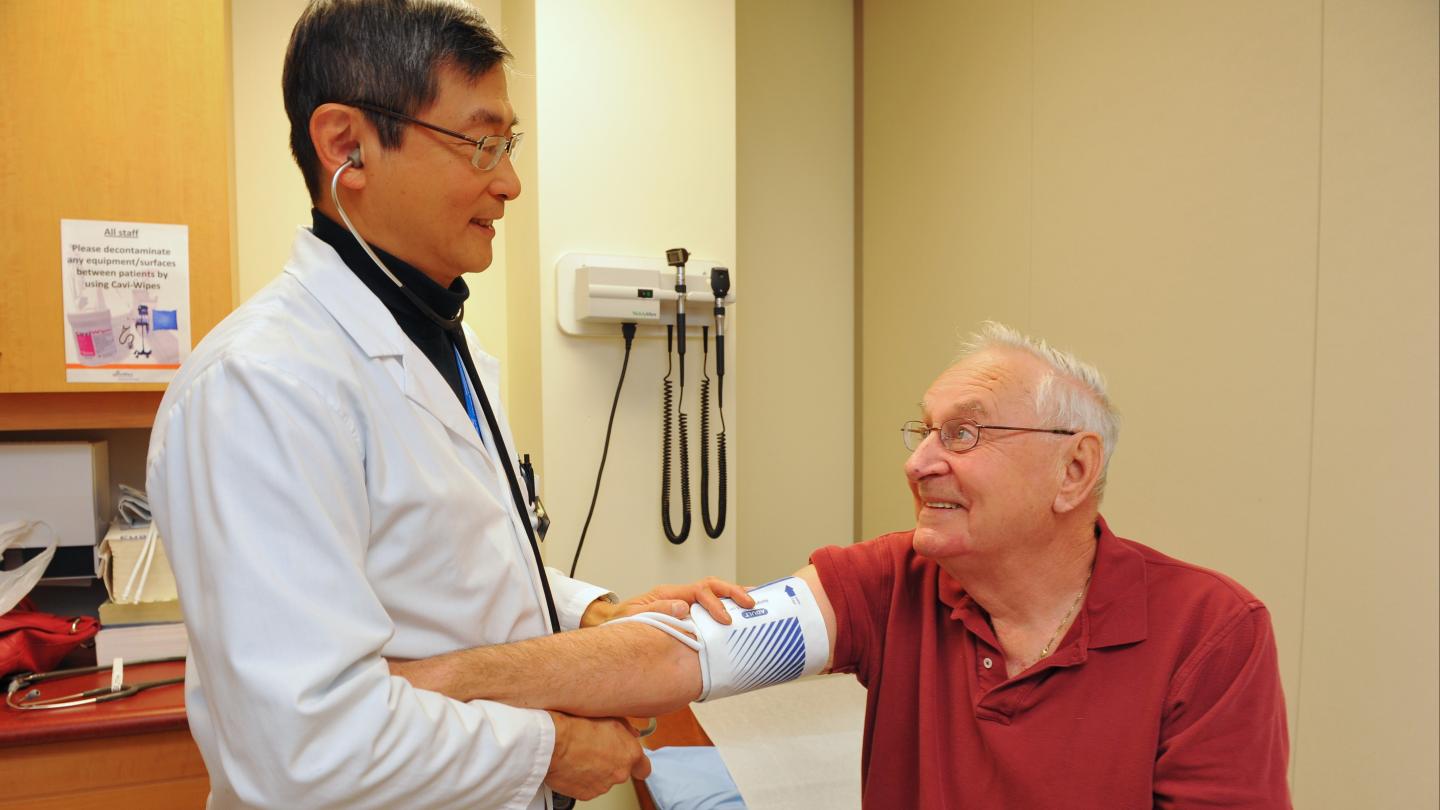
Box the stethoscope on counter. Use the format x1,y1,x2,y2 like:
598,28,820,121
330,148,563,635
6,656,185,711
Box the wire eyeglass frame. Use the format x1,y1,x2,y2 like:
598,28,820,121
901,418,1078,454
348,101,523,171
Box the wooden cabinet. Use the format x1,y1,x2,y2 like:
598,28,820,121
0,1,236,429
0,660,208,809
0,729,209,810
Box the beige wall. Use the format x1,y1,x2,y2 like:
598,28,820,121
1296,0,1439,804
523,1,738,615
519,4,739,807
736,0,856,585
231,0,312,304
860,0,1438,806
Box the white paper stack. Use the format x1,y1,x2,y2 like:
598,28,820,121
95,622,189,665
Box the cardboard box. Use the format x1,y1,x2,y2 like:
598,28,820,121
98,521,177,603
0,441,109,548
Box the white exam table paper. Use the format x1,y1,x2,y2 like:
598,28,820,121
687,673,867,810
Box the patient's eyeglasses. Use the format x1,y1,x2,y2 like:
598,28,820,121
901,419,1077,454
349,101,524,171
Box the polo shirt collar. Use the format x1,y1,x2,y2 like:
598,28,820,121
1083,516,1148,648
936,515,1149,651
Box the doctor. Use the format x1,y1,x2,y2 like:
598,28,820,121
147,2,749,808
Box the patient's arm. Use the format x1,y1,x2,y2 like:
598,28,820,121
793,564,839,672
389,567,839,718
391,620,703,717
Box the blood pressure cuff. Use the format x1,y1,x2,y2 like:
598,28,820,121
689,576,829,702
609,576,829,703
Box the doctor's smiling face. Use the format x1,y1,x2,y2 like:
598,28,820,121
330,63,521,288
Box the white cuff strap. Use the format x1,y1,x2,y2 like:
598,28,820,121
607,577,829,703
607,611,702,652
689,576,829,702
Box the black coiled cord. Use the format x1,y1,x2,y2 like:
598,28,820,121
700,326,727,538
661,325,692,544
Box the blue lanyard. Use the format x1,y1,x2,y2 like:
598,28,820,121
453,344,484,442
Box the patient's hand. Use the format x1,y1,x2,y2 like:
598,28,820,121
583,577,757,627
545,711,650,800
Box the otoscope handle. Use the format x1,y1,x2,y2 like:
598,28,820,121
714,325,725,379
676,311,686,380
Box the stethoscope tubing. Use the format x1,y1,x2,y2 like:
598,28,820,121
329,158,562,634
6,655,186,711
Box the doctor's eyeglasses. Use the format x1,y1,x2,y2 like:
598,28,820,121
348,101,524,171
901,419,1078,454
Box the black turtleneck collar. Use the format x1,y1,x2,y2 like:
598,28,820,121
310,208,472,407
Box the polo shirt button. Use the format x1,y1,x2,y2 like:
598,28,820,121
982,657,993,669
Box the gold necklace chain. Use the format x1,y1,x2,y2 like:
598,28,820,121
1019,570,1093,671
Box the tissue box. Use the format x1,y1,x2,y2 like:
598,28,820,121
0,441,109,548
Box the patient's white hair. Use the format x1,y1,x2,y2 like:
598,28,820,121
958,321,1121,498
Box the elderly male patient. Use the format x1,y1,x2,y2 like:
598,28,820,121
798,321,1292,808
396,321,1291,809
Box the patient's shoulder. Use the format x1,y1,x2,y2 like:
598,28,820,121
855,530,918,556
813,530,916,571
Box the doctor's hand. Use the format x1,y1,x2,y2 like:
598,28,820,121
582,577,757,628
545,711,650,800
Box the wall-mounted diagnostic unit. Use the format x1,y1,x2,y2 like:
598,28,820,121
556,253,735,337
555,250,735,569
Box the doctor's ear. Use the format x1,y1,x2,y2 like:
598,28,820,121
310,102,370,190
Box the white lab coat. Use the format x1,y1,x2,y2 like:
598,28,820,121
147,228,609,810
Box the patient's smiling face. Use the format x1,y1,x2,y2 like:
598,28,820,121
905,349,1066,563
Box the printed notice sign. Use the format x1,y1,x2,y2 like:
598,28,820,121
60,219,191,383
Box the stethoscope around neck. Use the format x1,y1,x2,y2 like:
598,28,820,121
328,152,562,635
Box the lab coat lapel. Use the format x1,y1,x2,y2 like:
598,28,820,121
459,337,528,512
462,338,552,619
399,343,488,455
284,227,486,455
287,229,552,627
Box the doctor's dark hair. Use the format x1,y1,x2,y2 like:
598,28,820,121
283,0,511,200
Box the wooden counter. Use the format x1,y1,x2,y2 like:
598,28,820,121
0,659,209,809
4,662,699,809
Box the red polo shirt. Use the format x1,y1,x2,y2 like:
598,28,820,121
810,518,1291,809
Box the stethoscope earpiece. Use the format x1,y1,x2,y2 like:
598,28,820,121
346,146,364,169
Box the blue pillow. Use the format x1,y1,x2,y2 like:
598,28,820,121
643,746,747,810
